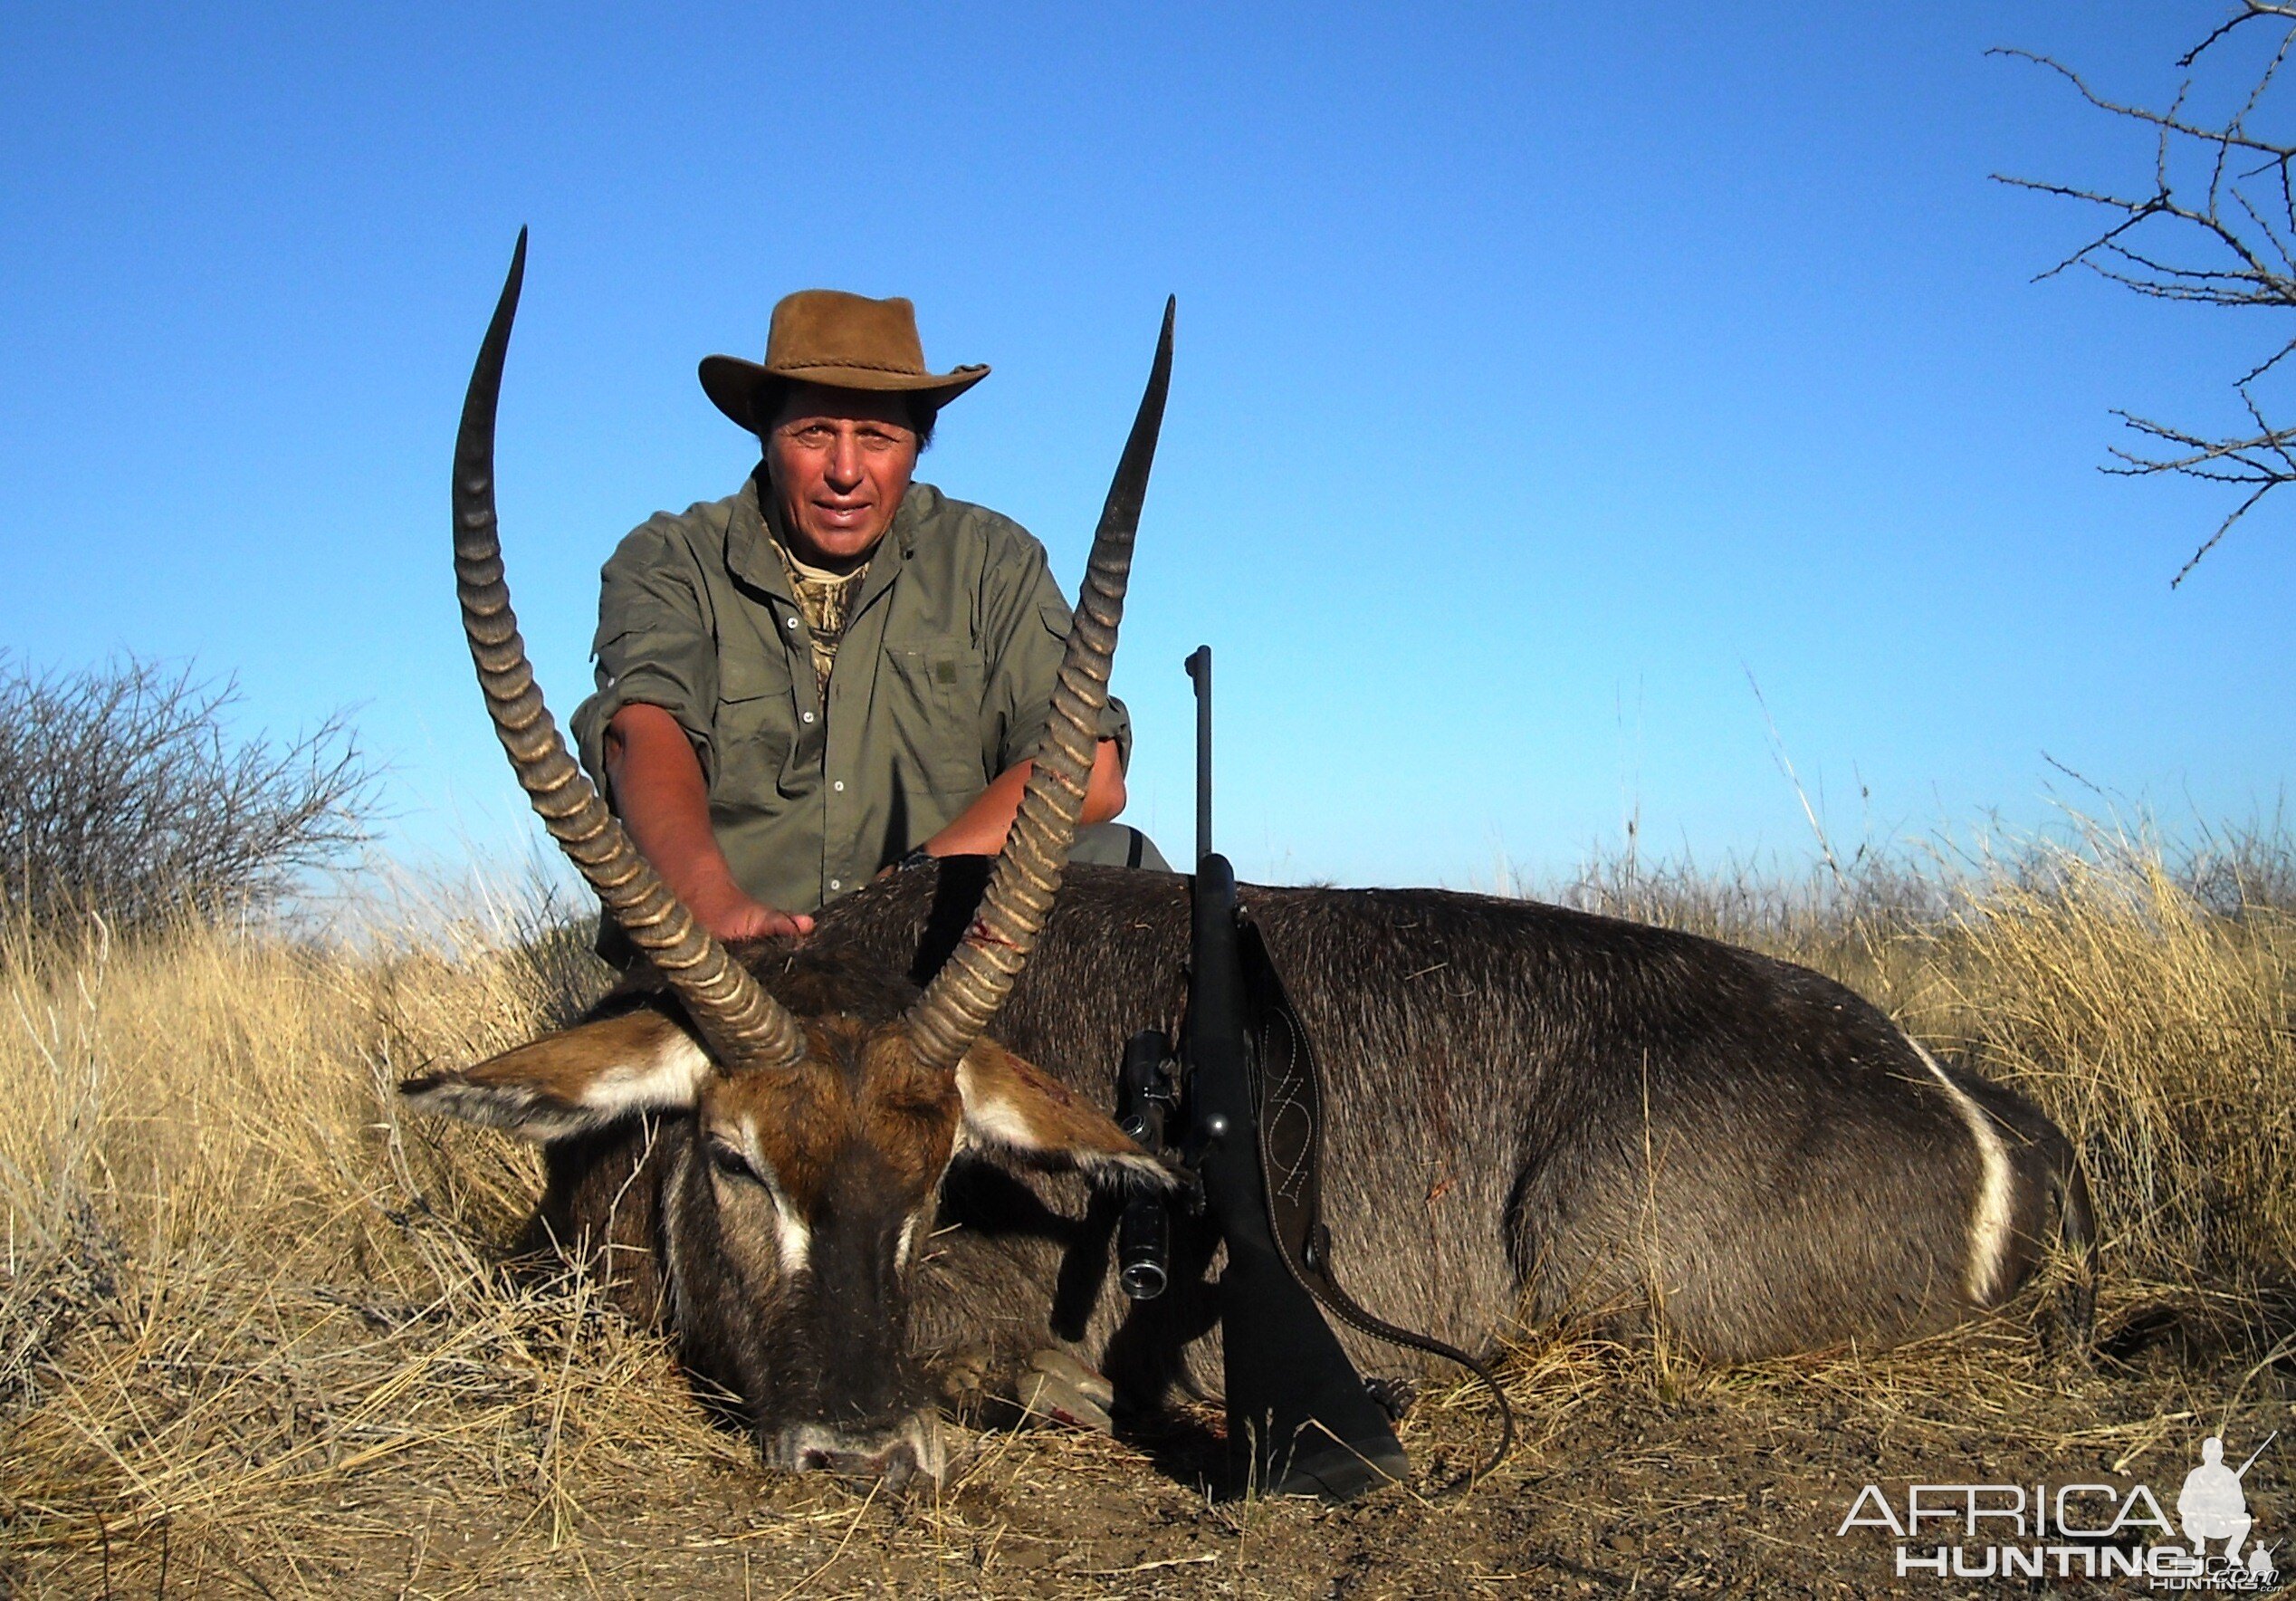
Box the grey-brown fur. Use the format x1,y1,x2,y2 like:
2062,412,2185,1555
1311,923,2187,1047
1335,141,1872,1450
805,858,2093,1407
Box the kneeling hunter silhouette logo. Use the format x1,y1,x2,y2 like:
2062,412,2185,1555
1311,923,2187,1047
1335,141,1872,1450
1835,1429,2279,1587
2180,1434,2275,1579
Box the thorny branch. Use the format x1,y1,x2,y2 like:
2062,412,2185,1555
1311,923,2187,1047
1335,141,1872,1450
0,654,377,933
1994,2,2296,584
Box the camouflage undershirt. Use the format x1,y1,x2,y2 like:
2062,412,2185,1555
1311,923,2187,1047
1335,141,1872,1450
770,538,871,704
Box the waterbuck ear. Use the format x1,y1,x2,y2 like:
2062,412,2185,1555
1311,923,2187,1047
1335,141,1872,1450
399,1006,713,1141
955,1039,1173,1189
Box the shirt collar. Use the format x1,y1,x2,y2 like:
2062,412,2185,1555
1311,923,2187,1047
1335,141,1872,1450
724,471,793,599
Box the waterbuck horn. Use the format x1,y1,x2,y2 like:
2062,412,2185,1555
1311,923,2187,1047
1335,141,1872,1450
453,230,808,1074
904,298,1174,1076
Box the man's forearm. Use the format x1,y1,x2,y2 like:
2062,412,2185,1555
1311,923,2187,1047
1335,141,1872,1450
604,703,812,938
922,738,1126,858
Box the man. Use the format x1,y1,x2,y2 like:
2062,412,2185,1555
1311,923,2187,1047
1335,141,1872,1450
572,289,1164,950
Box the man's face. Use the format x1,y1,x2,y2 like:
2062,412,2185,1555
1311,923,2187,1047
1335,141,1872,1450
761,383,921,568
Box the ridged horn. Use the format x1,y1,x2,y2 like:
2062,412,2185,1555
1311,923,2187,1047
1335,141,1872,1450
904,299,1174,1076
454,230,808,1074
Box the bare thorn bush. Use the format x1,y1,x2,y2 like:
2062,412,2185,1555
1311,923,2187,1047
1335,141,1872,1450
0,655,376,934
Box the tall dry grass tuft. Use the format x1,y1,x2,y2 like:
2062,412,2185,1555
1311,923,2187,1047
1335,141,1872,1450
1915,829,2296,1294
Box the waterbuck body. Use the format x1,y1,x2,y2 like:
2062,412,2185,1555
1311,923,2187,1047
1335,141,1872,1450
484,857,2089,1436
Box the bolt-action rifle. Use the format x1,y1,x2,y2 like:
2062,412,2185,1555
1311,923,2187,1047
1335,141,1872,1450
1113,647,1512,1501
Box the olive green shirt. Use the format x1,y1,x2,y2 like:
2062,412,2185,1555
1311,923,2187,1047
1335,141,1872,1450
570,474,1131,916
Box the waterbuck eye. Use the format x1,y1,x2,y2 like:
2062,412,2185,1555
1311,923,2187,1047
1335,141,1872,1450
707,1141,762,1184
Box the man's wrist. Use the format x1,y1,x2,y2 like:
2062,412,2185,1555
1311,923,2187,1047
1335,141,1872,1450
678,864,754,919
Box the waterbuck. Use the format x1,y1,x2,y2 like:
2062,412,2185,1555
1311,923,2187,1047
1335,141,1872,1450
406,238,2092,1489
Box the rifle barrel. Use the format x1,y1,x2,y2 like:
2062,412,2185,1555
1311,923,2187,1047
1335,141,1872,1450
1186,646,1212,866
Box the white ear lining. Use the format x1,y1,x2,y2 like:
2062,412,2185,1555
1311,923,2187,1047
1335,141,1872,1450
952,1077,1051,1155
580,1028,714,1117
952,1064,1177,1191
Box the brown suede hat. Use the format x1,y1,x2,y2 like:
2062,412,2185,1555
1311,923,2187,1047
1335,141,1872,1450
699,290,990,434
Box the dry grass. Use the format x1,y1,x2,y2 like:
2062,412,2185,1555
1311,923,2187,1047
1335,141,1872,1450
2,824,2292,1596
0,899,755,1593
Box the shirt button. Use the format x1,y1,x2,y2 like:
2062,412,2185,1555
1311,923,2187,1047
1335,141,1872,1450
833,781,846,791
785,616,799,629
828,878,842,891
801,711,815,724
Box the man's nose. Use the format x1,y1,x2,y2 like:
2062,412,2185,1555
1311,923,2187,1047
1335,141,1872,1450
825,432,865,488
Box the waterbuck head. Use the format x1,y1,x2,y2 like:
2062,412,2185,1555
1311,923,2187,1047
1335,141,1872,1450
403,233,1173,1484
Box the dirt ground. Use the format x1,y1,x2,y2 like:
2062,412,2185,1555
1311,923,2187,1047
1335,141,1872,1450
7,1287,2288,1599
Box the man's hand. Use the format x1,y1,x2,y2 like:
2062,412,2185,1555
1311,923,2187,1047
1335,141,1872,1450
605,703,815,942
679,882,817,942
685,880,814,942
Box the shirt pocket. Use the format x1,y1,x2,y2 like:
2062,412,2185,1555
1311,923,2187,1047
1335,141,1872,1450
712,654,796,796
885,635,989,793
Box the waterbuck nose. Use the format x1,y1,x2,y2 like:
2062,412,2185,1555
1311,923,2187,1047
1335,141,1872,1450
792,1438,922,1489
776,1412,944,1487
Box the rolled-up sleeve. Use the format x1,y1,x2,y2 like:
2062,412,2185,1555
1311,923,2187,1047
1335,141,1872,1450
981,536,1133,777
571,522,721,796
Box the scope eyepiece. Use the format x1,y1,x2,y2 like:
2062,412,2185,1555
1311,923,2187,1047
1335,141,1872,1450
1119,1259,1168,1300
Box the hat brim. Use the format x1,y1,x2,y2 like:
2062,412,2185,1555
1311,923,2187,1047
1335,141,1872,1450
699,356,989,434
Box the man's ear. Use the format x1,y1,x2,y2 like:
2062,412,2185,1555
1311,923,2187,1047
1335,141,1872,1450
954,1039,1173,1188
400,1006,713,1142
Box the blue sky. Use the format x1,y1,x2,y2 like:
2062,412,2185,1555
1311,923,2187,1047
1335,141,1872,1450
2,3,2288,892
